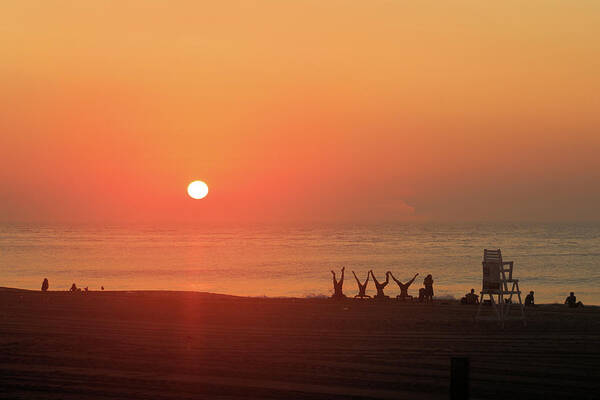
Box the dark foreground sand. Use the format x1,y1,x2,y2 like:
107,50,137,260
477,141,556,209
1,288,599,400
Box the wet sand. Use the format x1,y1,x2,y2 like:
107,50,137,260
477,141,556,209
1,288,599,399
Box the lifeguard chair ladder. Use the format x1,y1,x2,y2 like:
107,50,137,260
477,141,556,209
475,249,526,328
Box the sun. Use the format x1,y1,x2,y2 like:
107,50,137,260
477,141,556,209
187,180,209,199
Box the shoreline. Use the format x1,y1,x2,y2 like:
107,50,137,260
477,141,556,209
3,287,598,307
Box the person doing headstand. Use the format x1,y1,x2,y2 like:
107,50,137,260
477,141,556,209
389,272,418,300
370,270,390,299
330,267,346,299
352,271,370,299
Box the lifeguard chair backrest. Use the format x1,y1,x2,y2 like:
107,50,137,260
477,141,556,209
482,249,502,291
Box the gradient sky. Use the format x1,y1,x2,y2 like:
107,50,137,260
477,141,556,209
2,1,600,223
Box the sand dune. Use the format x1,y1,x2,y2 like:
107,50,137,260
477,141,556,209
1,288,599,399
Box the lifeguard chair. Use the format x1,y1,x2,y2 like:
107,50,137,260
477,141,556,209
475,249,526,327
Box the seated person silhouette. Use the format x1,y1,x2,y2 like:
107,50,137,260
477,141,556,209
69,283,77,293
565,291,584,308
330,267,346,299
418,288,426,302
352,271,370,299
524,290,535,306
461,289,479,305
389,272,418,300
41,278,49,292
369,270,390,299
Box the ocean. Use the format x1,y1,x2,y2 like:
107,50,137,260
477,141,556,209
1,223,599,304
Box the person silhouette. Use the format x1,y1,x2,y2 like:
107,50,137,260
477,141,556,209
352,271,370,299
418,288,426,302
525,290,535,306
423,274,434,302
565,291,584,308
461,288,479,305
370,270,390,299
389,272,418,300
330,267,346,299
41,278,49,292
69,283,77,293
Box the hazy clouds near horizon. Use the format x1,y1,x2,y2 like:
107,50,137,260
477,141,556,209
1,1,599,223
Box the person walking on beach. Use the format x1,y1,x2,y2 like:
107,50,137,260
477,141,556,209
352,271,370,298
331,267,346,299
41,278,49,292
389,272,418,300
565,292,584,308
423,274,434,302
370,270,390,299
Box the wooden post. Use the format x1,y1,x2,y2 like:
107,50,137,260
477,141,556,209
450,357,469,400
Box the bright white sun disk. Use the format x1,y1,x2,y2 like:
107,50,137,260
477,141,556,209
187,180,209,199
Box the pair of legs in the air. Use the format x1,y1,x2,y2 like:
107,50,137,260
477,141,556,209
352,271,370,298
331,267,346,298
370,270,390,299
389,272,419,300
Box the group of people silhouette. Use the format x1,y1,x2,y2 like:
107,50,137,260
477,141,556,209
40,278,104,293
41,275,585,308
334,269,587,308
460,288,585,308
331,267,434,301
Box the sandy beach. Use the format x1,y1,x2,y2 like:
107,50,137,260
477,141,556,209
1,288,599,399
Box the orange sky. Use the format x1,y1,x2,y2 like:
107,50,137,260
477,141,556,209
2,1,600,223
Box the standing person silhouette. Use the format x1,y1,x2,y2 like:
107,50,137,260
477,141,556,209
41,278,49,292
330,267,346,299
352,271,370,298
423,274,434,302
389,272,418,300
370,270,390,299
